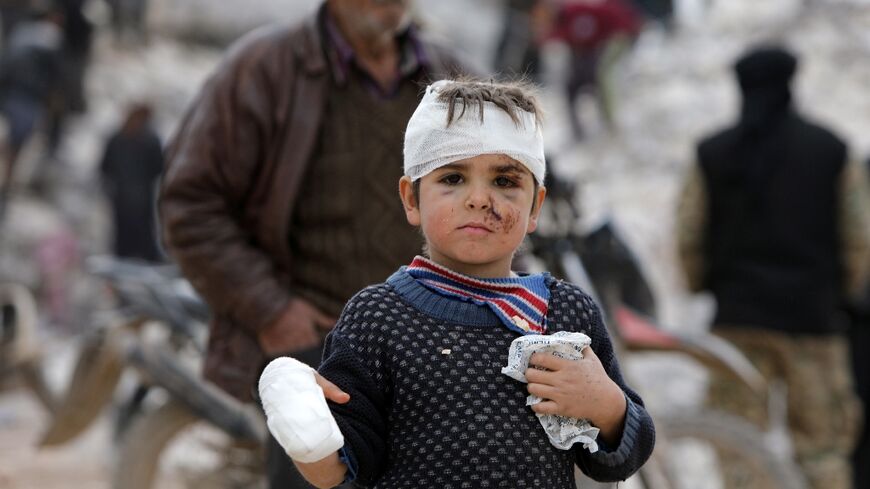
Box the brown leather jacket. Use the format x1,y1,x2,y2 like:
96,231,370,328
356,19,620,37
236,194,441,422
159,8,466,401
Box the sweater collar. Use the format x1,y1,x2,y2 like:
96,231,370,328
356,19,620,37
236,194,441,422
402,256,550,335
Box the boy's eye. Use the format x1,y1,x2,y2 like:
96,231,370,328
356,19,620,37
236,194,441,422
440,173,463,185
494,176,518,188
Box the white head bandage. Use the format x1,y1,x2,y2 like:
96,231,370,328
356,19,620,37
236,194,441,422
404,80,546,184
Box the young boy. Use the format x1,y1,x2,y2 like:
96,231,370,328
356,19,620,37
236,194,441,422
259,79,655,488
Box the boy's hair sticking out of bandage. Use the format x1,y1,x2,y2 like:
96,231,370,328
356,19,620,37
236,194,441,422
435,78,544,128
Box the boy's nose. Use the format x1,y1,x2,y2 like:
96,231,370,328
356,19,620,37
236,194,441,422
465,188,491,210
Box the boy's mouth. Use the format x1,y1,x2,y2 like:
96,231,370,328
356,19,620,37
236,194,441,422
458,222,493,234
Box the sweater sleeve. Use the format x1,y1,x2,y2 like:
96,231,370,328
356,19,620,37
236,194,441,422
574,298,656,482
676,162,709,293
838,158,870,300
317,306,392,486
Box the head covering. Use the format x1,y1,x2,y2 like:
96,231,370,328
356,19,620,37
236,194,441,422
733,45,798,133
403,80,546,184
734,45,798,92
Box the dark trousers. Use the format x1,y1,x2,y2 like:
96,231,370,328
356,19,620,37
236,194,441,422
850,323,870,489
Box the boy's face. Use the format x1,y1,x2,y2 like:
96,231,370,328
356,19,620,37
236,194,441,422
399,154,546,278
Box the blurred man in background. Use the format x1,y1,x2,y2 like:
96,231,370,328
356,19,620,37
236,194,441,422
677,45,870,489
99,103,163,262
159,0,467,486
0,3,63,217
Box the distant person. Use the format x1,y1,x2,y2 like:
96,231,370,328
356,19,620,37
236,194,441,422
52,0,91,113
44,0,94,157
545,0,641,139
100,103,163,262
0,5,63,216
677,45,870,489
493,0,543,81
159,0,469,487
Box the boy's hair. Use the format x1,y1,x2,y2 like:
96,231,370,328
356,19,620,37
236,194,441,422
435,78,544,129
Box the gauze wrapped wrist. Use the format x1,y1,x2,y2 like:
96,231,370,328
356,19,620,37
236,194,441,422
258,357,345,463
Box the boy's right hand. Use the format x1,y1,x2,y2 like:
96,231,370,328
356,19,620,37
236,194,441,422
258,298,337,355
259,357,347,463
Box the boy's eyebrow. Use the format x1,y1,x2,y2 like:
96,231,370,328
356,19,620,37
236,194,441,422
436,161,529,176
438,162,469,171
494,163,530,176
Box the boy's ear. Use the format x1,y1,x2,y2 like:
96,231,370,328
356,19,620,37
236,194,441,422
526,185,547,234
398,176,421,226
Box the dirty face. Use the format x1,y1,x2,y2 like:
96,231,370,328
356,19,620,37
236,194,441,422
329,0,410,39
399,154,546,278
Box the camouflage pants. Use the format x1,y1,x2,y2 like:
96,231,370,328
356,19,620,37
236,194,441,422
707,327,861,489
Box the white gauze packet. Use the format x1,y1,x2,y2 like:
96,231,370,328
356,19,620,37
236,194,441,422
501,331,600,452
258,357,345,463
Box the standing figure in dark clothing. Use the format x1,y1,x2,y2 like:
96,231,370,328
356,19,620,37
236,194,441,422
545,0,641,139
100,104,163,262
41,0,93,159
0,6,63,216
159,0,468,486
493,0,543,81
52,0,91,112
677,45,870,489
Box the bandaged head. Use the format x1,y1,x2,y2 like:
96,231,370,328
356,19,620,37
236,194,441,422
403,80,546,184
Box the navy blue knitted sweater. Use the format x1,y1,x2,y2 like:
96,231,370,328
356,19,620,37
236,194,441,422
318,269,655,488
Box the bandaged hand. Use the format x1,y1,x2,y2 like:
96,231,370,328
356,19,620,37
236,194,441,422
259,357,349,463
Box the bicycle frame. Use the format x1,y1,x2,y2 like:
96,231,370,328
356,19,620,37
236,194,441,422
39,256,265,447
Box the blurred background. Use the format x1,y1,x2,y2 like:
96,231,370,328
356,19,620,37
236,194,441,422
0,0,868,487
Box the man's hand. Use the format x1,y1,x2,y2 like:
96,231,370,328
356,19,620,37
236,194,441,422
525,348,627,444
258,298,337,356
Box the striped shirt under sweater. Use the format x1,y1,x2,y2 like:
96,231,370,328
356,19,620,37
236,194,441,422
318,268,655,488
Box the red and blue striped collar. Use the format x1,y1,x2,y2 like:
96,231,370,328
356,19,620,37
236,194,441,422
405,256,550,335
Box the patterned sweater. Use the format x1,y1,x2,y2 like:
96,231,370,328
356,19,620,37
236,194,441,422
318,269,655,488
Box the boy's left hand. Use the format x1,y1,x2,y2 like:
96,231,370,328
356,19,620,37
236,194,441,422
525,348,627,443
